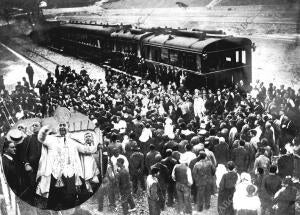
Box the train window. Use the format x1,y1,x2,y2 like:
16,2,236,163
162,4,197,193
242,50,246,64
169,50,178,66
149,47,161,61
161,48,169,64
226,57,231,62
144,46,149,59
236,51,239,62
116,41,122,52
183,53,196,70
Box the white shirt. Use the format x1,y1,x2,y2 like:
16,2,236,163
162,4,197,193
114,120,127,134
139,128,152,143
146,175,159,199
180,151,196,165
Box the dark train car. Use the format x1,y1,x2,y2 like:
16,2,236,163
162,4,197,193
110,28,153,69
37,21,254,90
142,29,253,89
47,21,125,62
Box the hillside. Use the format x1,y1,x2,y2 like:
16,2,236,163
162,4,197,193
98,0,298,9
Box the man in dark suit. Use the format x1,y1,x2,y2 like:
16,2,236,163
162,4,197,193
129,145,145,194
161,149,178,206
145,145,161,175
6,129,26,195
192,151,215,212
232,140,250,174
277,147,294,179
2,140,19,194
214,137,229,165
22,121,43,204
273,176,297,215
26,63,34,87
260,165,282,215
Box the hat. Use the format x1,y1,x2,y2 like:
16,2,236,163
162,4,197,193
198,129,208,136
190,136,200,145
246,184,257,197
6,129,24,144
220,128,229,136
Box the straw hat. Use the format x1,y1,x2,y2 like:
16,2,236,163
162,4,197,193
6,129,24,144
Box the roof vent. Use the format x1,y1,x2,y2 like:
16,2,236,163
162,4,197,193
168,35,174,40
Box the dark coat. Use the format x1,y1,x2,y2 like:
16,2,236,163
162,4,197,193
117,167,132,195
277,154,294,178
129,151,144,176
161,156,178,182
145,150,160,174
192,159,215,187
214,142,229,165
232,146,250,173
260,174,282,203
152,162,169,186
22,134,42,171
218,171,238,215
2,155,19,194
273,185,297,215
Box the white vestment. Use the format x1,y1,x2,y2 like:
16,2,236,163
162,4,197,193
193,96,205,117
36,130,97,198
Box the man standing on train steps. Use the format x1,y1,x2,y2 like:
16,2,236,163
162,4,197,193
26,63,34,88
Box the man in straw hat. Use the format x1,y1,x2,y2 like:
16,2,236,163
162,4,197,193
6,129,26,195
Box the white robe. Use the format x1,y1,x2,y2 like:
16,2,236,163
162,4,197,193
164,118,175,139
36,129,96,198
193,96,205,117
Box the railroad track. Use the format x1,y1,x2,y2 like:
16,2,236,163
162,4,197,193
0,37,61,75
25,48,61,67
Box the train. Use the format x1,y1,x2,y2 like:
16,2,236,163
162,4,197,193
33,20,255,90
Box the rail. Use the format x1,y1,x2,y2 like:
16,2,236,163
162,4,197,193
0,43,54,75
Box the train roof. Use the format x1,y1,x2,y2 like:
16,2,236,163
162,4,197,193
60,23,121,35
55,22,252,53
143,34,252,54
111,29,153,41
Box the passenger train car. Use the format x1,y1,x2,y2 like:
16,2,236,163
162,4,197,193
35,20,255,90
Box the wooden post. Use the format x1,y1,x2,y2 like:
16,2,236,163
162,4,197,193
98,129,103,179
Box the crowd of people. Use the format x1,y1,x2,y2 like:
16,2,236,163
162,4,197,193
1,62,300,214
